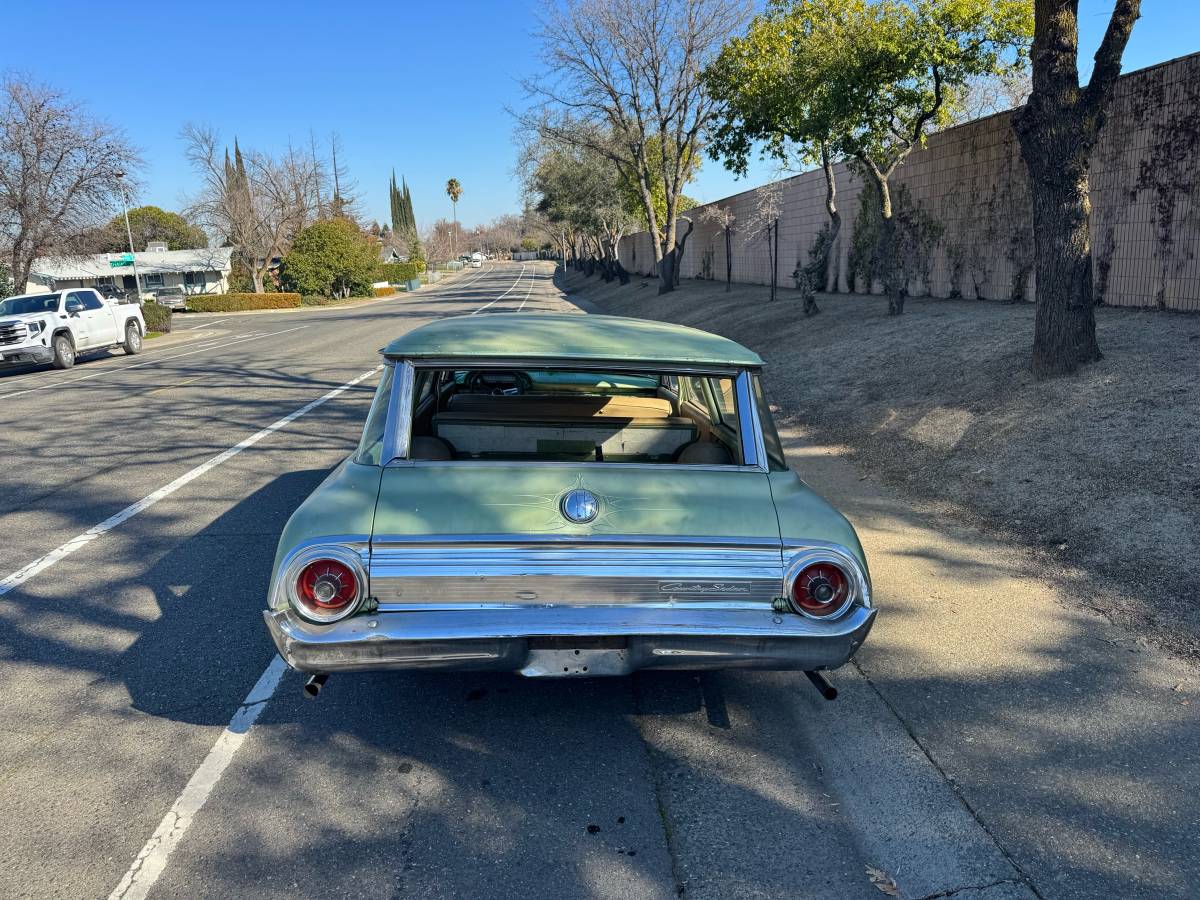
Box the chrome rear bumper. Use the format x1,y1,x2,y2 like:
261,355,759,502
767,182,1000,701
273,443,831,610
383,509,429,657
263,605,876,677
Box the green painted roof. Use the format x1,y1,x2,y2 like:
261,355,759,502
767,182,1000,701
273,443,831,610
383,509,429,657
382,313,763,368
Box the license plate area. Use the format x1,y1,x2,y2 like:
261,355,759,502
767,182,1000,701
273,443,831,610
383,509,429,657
520,638,631,677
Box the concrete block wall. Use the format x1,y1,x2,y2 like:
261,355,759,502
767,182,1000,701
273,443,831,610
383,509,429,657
618,52,1200,312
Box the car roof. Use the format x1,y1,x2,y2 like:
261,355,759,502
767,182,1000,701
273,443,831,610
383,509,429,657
382,313,763,368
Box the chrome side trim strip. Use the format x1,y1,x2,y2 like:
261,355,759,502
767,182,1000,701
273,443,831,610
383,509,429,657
371,533,785,549
369,543,785,609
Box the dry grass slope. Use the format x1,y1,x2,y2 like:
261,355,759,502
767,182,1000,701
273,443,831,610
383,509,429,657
567,270,1200,662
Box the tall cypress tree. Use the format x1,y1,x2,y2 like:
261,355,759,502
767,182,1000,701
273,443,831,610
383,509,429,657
402,178,416,236
389,171,401,234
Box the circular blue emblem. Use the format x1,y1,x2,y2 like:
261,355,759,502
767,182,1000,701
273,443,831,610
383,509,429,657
560,488,599,523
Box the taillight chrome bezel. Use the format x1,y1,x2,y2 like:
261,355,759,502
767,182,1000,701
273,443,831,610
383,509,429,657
782,546,869,621
280,544,367,624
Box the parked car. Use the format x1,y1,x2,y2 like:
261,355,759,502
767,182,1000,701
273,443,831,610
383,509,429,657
264,313,874,696
0,289,146,369
154,286,187,310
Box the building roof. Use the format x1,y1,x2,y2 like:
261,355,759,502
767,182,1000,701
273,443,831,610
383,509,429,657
383,313,764,368
31,247,234,280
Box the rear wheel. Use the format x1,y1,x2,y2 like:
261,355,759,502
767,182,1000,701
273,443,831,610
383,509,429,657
123,321,143,355
52,334,76,369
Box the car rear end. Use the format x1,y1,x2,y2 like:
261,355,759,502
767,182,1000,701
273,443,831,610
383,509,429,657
263,323,875,679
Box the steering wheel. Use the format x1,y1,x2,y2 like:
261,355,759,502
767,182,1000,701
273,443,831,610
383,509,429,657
465,370,532,396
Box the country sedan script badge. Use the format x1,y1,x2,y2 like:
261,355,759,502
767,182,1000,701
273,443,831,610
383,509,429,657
659,581,752,595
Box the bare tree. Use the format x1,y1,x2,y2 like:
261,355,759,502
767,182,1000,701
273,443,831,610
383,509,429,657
0,77,141,291
1013,0,1142,378
182,125,321,292
952,71,1032,124
700,203,735,291
747,181,783,301
422,218,458,267
525,0,749,294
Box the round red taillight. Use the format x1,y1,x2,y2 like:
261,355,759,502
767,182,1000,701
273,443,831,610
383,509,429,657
790,562,850,617
294,558,361,622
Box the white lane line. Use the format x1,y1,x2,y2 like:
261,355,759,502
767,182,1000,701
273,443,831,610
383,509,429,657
0,364,381,599
517,270,538,311
0,326,308,401
107,655,289,900
470,265,527,315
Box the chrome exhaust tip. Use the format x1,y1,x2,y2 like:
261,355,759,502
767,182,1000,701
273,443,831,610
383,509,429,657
303,673,329,699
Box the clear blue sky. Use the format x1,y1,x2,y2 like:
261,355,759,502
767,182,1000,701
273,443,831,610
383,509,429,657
3,0,1196,230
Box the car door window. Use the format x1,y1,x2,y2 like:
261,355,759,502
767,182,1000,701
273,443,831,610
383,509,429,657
64,293,84,314
80,292,104,311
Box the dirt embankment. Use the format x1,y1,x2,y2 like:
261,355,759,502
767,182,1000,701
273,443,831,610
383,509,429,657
565,270,1200,663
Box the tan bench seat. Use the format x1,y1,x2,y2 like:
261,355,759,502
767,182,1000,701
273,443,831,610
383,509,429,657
445,393,674,420
433,409,696,461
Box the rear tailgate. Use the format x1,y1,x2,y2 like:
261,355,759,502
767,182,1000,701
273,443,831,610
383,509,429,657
370,464,785,608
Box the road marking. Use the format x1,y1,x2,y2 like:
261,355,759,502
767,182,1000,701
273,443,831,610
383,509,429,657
179,318,230,330
0,364,380,599
470,265,527,314
107,655,289,900
517,270,538,311
0,326,308,401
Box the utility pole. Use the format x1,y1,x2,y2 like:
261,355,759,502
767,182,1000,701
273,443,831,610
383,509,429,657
115,172,142,300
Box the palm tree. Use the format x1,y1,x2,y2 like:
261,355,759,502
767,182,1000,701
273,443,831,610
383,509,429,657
445,178,463,258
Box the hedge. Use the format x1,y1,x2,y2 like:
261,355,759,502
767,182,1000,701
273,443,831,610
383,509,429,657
186,293,302,312
140,301,172,333
375,261,423,283
374,286,396,297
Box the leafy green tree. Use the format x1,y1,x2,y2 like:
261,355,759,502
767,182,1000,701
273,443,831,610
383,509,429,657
706,0,1031,314
279,218,378,298
1013,0,1141,378
93,205,208,252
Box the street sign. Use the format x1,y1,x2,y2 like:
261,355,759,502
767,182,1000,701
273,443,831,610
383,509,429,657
109,253,134,268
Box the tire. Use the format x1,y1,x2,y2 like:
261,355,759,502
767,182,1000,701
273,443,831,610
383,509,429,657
123,321,143,355
52,334,76,369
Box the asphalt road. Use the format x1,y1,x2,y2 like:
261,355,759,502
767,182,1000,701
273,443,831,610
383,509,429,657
2,262,1186,900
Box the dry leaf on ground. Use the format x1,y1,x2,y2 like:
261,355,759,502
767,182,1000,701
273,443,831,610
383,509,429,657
866,865,900,896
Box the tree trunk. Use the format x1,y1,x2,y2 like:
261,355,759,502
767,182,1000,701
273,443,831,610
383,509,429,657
1011,0,1141,378
1020,133,1102,375
658,215,679,295
869,178,904,315
821,145,842,293
724,227,732,292
673,218,694,288
252,265,265,294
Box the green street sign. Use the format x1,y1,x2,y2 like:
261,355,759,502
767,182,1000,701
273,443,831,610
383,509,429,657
109,253,134,268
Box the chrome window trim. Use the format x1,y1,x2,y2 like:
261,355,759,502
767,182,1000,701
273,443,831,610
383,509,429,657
385,458,765,472
382,359,414,464
735,370,764,470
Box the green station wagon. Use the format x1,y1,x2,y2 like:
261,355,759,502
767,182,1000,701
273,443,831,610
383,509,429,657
263,313,875,698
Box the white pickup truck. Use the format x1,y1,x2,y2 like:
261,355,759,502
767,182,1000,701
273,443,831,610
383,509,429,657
0,288,146,369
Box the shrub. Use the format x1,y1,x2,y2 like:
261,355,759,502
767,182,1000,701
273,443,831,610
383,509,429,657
279,219,378,298
140,301,172,333
187,293,302,312
375,261,423,283
374,286,395,297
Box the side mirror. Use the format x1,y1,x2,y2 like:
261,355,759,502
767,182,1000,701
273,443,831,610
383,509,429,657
65,301,83,315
